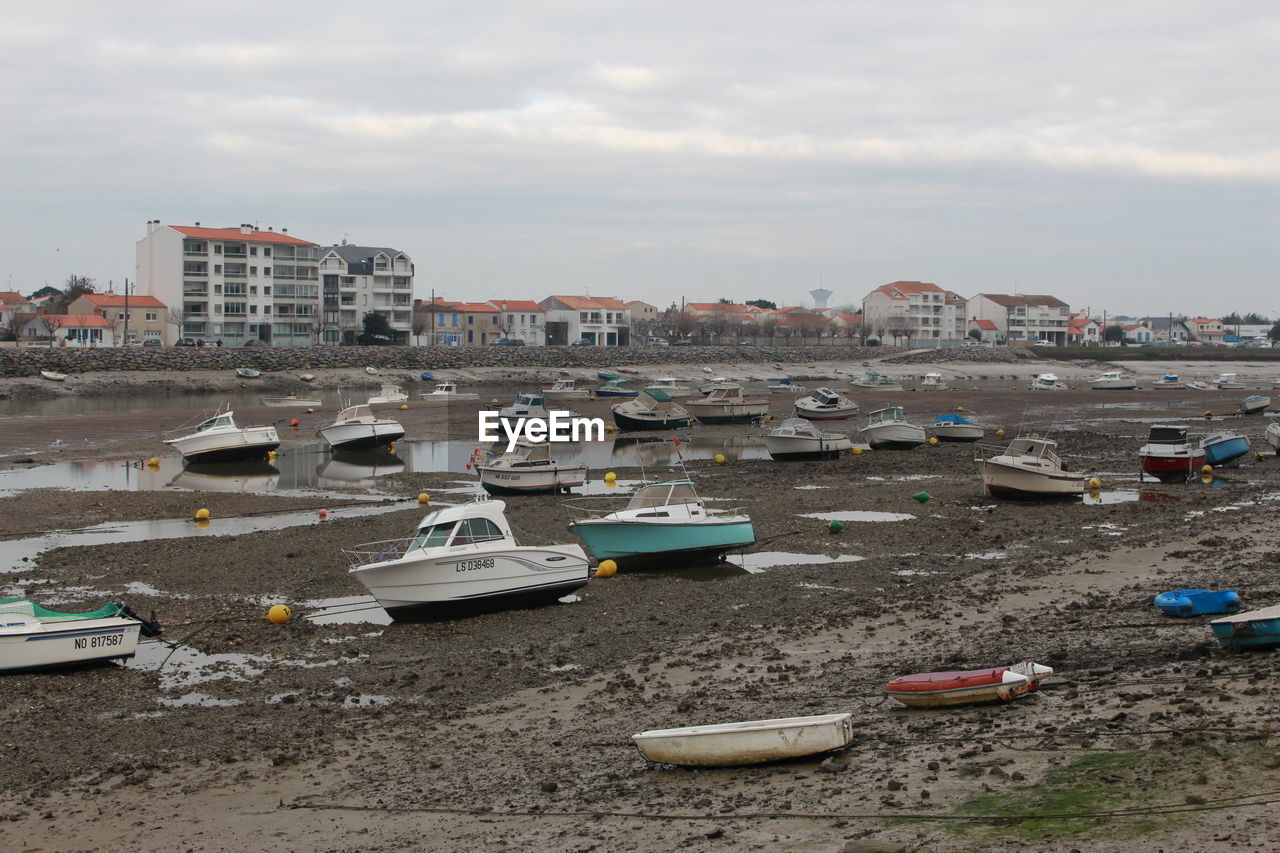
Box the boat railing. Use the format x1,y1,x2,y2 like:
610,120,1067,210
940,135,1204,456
562,495,749,518
343,536,418,569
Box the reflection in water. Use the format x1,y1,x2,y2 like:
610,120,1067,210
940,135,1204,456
317,450,405,484
169,461,281,492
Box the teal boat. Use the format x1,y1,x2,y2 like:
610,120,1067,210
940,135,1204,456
567,480,754,566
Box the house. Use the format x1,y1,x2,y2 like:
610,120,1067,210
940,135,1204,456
968,294,1071,345
861,281,966,345
770,306,832,337
317,244,415,345
68,292,169,346
830,311,865,340
1139,317,1192,345
1122,322,1154,344
1067,313,1101,346
539,296,631,346
136,220,321,346
487,300,546,345
967,318,1001,343
453,303,502,346
19,314,114,347
412,297,463,345
1186,318,1226,345
626,300,662,339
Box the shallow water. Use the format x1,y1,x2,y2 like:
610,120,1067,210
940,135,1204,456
796,510,916,522
723,551,866,574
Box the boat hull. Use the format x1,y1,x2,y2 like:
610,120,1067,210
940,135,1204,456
477,464,588,494
632,713,854,767
349,546,590,619
1140,450,1206,482
0,617,142,672
793,405,859,421
860,423,926,450
1240,396,1270,415
1155,589,1241,617
1090,379,1137,390
764,435,852,460
979,459,1085,498
1211,610,1280,648
166,426,281,462
1202,435,1250,466
568,518,756,564
931,424,984,442
885,668,1039,708
318,421,405,451
612,411,690,431
684,402,769,423
1268,423,1280,451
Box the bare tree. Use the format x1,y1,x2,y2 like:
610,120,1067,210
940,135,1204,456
887,322,913,347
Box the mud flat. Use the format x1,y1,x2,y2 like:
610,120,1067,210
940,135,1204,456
2,374,1280,851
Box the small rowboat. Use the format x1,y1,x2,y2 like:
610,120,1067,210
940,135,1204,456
261,394,323,408
420,371,434,381
1154,589,1241,618
39,370,68,381
235,367,262,379
298,373,316,383
1240,395,1271,415
1211,605,1280,649
632,713,854,766
884,661,1052,708
365,366,380,376
0,597,161,672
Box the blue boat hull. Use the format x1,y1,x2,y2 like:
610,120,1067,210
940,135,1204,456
1154,588,1241,617
568,519,755,564
1212,618,1280,648
1203,436,1250,466
595,390,639,398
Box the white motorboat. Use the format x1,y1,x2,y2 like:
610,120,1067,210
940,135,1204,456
475,442,588,494
39,369,68,381
499,393,556,427
1152,374,1183,389
919,372,946,390
1030,373,1068,391
698,377,732,395
1268,421,1280,451
767,378,806,393
1240,395,1271,415
763,418,853,460
345,498,590,619
643,377,692,398
1089,370,1137,390
1139,425,1206,483
0,598,160,672
164,410,280,462
930,413,985,442
683,384,769,423
261,393,323,407
794,388,859,421
567,480,755,565
368,384,408,404
632,713,854,767
977,436,1086,498
612,390,692,430
317,404,405,451
541,379,593,400
420,381,480,402
848,363,903,391
858,406,926,449
365,366,380,376
1213,373,1246,390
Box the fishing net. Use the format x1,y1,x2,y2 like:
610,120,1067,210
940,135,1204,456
0,597,125,622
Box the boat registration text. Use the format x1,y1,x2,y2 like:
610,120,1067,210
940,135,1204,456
455,558,496,573
73,633,125,649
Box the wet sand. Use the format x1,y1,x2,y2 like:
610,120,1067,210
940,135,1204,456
2,360,1280,851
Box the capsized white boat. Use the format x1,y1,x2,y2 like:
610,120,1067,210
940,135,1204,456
475,442,587,494
858,406,926,449
1089,370,1137,390
317,404,405,451
345,498,590,619
1030,373,1067,391
764,418,853,460
420,381,480,402
0,597,161,672
541,379,593,400
977,436,1086,498
164,410,281,462
794,387,859,420
1268,421,1280,451
683,384,769,423
1240,395,1271,415
368,384,408,404
261,393,323,407
632,713,854,767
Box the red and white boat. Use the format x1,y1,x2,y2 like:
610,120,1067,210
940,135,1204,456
884,661,1053,708
1138,425,1205,483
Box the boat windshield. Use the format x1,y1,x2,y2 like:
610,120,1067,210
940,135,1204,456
196,413,235,432
626,482,699,509
409,521,457,551
336,405,372,421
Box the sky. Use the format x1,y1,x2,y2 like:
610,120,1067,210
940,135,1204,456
2,2,1279,318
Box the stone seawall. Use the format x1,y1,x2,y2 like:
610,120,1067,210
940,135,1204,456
0,344,902,377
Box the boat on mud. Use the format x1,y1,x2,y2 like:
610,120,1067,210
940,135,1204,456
929,413,985,442
977,436,1086,498
475,442,587,494
632,713,854,767
1210,605,1280,649
1030,373,1067,391
794,388,859,421
1154,589,1242,618
1213,373,1246,390
1268,421,1280,451
165,410,281,462
858,406,926,450
594,378,639,398
1240,395,1270,415
345,498,590,619
884,661,1053,708
848,363,903,391
1139,425,1205,483
367,384,408,404
0,598,160,672
1152,374,1183,389
317,404,405,451
1200,430,1250,467
643,377,692,398
261,393,322,407
39,369,68,381
612,389,691,431
420,381,480,402
1089,370,1137,390
683,384,769,424
919,372,946,390
234,367,262,379
763,418,853,460
541,379,593,400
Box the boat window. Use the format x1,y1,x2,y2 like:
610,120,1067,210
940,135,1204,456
409,521,456,551
455,517,505,544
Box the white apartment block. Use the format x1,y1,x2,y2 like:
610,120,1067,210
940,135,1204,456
487,300,546,345
968,294,1071,345
136,221,321,345
861,281,966,345
539,296,631,346
318,245,414,345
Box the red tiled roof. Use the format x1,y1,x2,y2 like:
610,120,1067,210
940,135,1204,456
0,291,24,304
971,319,998,331
456,302,499,313
171,225,315,246
592,297,628,310
80,293,167,308
543,295,629,311
488,300,544,312
43,314,112,328
873,281,946,300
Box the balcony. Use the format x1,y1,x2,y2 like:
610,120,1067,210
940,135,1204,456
183,310,208,318
183,250,207,257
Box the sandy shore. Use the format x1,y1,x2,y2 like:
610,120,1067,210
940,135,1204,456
2,360,1280,851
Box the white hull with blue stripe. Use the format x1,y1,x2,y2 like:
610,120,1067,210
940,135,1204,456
0,614,142,672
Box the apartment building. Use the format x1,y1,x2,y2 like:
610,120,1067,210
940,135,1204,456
1186,318,1226,344
318,244,414,345
861,281,966,344
968,294,1070,345
136,221,320,345
68,292,169,345
487,300,546,345
539,296,631,345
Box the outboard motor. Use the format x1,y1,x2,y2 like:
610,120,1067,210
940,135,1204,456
117,602,163,637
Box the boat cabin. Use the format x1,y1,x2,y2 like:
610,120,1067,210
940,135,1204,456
772,417,820,437
1146,425,1190,445
702,385,748,402
1002,436,1064,463
334,404,376,423
407,501,514,552
865,406,907,426
625,480,702,511
195,412,238,432
490,442,559,467
807,388,843,406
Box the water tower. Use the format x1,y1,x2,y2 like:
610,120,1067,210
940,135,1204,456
809,287,833,310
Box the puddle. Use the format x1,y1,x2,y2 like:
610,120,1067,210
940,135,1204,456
794,485,831,490
963,551,1008,560
723,551,866,574
797,511,915,522
157,692,244,708
130,641,270,689
0,502,413,574
1081,490,1140,505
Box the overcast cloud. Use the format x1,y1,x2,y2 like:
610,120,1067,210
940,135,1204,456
2,2,1278,316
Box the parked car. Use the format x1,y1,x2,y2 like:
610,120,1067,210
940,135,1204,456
672,339,695,346
142,339,162,347
738,340,756,346
489,338,526,346
646,337,669,347
570,338,594,346
1032,340,1056,347
174,338,196,347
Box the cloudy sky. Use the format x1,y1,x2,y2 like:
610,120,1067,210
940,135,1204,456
3,2,1278,317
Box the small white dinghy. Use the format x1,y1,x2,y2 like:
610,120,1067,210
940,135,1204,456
632,713,854,767
39,369,68,381
0,597,160,672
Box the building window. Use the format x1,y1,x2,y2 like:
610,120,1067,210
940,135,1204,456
468,315,473,324
467,329,473,343
250,246,257,256
264,248,271,257
214,245,222,254
263,286,271,295
214,264,222,273
146,312,157,321
264,305,271,315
